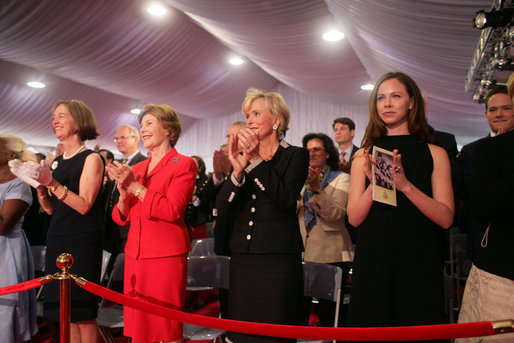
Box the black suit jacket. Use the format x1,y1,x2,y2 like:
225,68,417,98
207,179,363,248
202,176,233,256
471,131,514,280
459,135,489,199
350,144,359,159
432,131,460,191
458,135,490,259
103,151,147,253
128,151,147,166
216,142,309,254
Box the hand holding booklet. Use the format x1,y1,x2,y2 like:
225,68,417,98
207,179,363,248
371,146,397,206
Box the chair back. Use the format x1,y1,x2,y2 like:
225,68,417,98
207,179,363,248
99,253,125,309
303,261,342,302
187,256,230,289
109,253,125,284
101,250,112,283
303,261,342,330
189,238,215,257
31,245,46,273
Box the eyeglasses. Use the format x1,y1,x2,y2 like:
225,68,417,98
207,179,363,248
113,135,134,142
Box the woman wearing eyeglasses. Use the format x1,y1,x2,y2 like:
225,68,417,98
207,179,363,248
297,132,353,327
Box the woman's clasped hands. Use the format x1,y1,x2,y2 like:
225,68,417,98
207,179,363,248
228,128,259,180
106,161,138,196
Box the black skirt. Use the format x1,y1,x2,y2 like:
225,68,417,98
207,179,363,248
227,252,303,343
43,231,102,322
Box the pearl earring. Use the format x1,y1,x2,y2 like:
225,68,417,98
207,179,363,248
273,124,278,130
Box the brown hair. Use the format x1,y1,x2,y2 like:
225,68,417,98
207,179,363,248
361,72,433,150
241,88,290,139
139,104,182,147
332,117,355,131
485,86,509,110
52,100,100,141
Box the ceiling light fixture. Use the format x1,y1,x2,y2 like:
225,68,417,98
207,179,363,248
360,83,374,91
229,56,244,66
322,30,345,42
130,108,142,115
27,81,46,88
147,3,167,17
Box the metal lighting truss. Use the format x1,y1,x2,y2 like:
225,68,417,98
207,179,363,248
466,0,514,103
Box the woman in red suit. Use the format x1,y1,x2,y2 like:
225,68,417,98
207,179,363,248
107,104,196,343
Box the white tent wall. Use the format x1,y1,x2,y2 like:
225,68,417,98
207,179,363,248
177,84,368,172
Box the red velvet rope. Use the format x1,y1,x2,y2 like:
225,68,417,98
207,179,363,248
0,276,53,296
77,278,504,341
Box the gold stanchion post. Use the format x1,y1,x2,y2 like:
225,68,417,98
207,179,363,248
55,253,75,343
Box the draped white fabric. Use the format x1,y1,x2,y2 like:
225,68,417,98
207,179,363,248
0,0,494,164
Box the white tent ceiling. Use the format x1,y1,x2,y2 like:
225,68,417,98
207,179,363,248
0,0,496,156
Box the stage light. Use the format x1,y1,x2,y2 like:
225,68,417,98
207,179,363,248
480,77,496,89
229,56,244,65
473,8,514,30
27,81,45,88
360,83,374,91
130,108,141,115
323,30,345,42
147,3,167,17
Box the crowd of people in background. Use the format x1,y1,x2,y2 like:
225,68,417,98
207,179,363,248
1,71,513,343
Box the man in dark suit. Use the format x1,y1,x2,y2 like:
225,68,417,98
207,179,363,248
332,117,359,173
458,86,513,259
106,125,147,253
201,121,245,318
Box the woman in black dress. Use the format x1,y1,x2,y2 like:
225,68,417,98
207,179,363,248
347,73,454,330
216,88,309,342
17,100,104,342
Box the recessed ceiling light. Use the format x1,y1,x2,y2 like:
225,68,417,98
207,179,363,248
229,56,244,66
360,83,374,91
130,108,142,115
322,30,345,42
27,81,46,88
147,3,167,17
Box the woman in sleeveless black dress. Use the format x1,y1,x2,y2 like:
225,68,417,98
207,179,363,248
347,73,454,334
21,100,104,342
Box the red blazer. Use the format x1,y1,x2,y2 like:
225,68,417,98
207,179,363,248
112,148,197,259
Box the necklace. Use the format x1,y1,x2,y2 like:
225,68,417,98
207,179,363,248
63,145,85,159
319,166,328,182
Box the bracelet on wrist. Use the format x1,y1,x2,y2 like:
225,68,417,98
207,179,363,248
58,185,68,201
49,181,59,193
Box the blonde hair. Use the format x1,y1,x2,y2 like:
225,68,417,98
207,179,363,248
0,134,26,159
241,88,290,139
139,104,182,147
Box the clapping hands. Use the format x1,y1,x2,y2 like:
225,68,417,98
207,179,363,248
9,159,53,188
